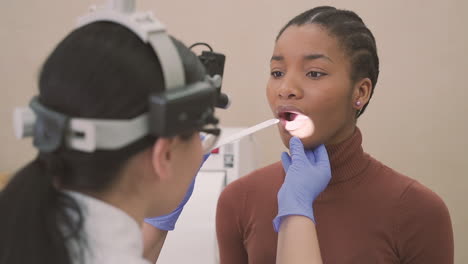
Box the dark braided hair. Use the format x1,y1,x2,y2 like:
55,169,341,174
277,6,379,117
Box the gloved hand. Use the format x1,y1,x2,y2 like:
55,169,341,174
144,153,210,231
273,137,331,232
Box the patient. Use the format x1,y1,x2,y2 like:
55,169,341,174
216,6,453,264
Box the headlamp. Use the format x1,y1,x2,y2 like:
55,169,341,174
13,0,229,154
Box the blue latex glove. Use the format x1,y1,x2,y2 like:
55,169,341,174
144,153,210,231
273,137,331,232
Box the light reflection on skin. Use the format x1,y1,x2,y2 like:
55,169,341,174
284,114,315,139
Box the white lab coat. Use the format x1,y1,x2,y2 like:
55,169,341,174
65,191,151,264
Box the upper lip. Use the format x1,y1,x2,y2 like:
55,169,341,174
275,105,305,118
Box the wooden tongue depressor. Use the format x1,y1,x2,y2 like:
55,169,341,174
213,118,279,150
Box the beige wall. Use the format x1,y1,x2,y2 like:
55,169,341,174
1,0,467,262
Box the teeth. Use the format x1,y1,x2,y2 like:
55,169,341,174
294,114,308,121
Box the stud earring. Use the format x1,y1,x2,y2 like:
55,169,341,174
356,101,361,106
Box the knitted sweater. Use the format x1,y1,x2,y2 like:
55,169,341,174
216,128,453,263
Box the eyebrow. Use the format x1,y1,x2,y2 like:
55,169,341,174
271,55,284,61
304,54,333,63
270,54,333,63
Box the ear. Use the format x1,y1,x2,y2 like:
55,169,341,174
352,77,373,112
151,138,174,182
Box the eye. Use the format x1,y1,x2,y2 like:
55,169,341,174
271,71,284,78
306,71,327,79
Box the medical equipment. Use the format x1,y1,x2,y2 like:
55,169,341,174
201,118,279,155
213,118,279,149
13,0,229,153
190,42,230,109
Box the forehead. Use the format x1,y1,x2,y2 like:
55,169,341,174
273,24,347,63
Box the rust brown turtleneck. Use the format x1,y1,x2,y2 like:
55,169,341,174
216,128,453,264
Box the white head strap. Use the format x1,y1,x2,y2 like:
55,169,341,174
13,0,190,152
77,0,185,90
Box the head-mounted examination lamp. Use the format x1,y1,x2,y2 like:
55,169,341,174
13,0,230,153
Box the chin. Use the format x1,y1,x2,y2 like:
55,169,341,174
278,125,321,150
300,136,322,150
279,129,292,148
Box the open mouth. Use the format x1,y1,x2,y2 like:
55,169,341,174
279,111,308,131
278,110,315,138
279,112,299,122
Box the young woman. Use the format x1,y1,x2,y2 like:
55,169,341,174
216,6,454,264
0,5,330,264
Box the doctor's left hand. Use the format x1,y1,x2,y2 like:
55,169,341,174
273,137,331,232
144,153,210,231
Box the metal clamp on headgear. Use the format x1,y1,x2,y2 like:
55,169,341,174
13,0,228,153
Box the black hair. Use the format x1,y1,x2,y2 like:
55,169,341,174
0,21,205,264
277,6,379,117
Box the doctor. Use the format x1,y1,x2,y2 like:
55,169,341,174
0,1,330,264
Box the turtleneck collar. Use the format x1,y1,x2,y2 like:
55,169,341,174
316,127,371,200
326,127,369,185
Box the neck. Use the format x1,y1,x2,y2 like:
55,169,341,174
326,121,357,145
85,153,152,226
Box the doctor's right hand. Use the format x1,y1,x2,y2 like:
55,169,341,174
144,153,210,231
273,137,331,232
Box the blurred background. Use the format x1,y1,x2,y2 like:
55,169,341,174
1,0,467,262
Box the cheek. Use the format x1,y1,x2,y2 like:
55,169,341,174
307,78,352,117
178,136,203,176
266,80,276,109
314,94,349,126
299,85,352,144
191,136,203,167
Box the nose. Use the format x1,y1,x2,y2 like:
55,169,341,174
278,75,303,100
